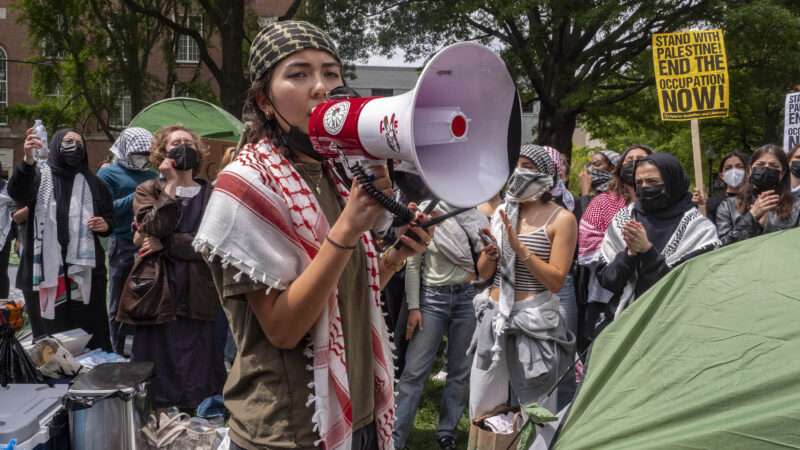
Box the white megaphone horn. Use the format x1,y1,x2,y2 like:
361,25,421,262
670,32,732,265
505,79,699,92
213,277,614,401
309,42,521,211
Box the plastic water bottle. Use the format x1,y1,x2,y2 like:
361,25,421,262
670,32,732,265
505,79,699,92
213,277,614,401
33,119,48,144
32,119,48,160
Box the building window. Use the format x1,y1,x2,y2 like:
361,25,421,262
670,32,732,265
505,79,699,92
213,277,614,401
41,16,66,59
46,83,63,98
176,16,202,63
371,88,393,97
171,83,190,98
0,48,7,125
110,94,132,128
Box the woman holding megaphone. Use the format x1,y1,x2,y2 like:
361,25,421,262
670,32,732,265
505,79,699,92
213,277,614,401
469,144,577,418
194,21,432,450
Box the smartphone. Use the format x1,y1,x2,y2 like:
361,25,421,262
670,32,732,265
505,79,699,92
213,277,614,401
479,229,497,246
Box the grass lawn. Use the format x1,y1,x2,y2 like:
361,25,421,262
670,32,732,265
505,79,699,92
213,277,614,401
405,374,472,450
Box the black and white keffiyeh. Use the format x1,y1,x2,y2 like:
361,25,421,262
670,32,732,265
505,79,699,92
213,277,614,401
491,144,557,362
601,204,720,311
33,164,95,319
110,127,153,171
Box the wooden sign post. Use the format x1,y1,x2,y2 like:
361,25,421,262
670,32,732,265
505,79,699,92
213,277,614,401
652,29,729,201
690,119,704,196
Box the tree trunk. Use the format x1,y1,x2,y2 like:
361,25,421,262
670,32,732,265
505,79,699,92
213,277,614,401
535,102,579,162
217,3,248,118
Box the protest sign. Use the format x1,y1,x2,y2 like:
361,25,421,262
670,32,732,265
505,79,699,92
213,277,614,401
652,29,729,121
784,92,800,152
652,29,730,199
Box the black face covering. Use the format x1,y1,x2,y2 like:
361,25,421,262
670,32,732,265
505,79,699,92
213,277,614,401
167,144,200,171
632,154,694,253
790,161,800,179
60,141,85,169
589,168,613,191
750,166,782,194
620,161,636,186
280,126,323,162
636,184,670,212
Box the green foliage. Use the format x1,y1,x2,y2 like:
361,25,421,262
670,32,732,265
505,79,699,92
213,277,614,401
8,95,84,133
516,403,558,450
567,146,594,195
14,0,173,137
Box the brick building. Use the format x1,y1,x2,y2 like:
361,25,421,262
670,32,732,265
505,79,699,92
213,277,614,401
0,0,292,172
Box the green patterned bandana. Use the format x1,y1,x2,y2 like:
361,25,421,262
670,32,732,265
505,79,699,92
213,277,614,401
248,20,340,83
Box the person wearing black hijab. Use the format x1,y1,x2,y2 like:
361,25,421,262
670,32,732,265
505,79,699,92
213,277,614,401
10,127,114,351
598,153,720,311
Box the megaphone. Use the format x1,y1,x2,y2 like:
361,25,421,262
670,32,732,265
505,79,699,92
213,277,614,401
309,42,521,209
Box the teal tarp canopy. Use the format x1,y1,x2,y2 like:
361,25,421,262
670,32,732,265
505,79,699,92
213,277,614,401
128,97,243,143
554,228,800,449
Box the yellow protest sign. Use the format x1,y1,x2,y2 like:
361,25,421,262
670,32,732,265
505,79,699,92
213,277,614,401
652,29,729,121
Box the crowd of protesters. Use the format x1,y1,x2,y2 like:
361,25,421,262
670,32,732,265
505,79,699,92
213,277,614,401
4,19,800,450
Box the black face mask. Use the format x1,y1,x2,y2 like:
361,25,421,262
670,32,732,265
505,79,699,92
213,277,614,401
281,126,323,162
750,166,782,194
620,161,636,186
790,161,800,179
167,144,200,171
60,141,85,168
636,184,670,212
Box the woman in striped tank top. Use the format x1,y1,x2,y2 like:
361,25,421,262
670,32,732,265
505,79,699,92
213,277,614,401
468,145,577,418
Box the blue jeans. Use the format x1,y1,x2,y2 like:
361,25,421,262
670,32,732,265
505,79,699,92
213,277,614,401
393,284,477,449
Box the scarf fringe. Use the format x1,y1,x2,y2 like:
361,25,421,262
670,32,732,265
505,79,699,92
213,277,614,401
194,239,286,293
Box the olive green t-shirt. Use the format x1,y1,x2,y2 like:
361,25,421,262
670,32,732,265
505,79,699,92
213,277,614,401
209,162,375,449
209,263,318,450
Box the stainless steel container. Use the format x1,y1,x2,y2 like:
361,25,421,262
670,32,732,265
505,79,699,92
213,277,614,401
66,362,154,450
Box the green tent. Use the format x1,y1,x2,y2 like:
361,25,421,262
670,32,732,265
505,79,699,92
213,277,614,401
128,97,244,142
554,228,800,449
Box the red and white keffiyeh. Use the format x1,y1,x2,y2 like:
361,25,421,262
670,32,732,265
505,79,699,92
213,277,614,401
194,139,395,450
577,191,627,266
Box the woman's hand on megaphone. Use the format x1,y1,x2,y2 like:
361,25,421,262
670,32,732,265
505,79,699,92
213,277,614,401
393,205,435,261
335,164,395,244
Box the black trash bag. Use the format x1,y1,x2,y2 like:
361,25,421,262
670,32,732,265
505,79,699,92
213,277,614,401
0,323,48,386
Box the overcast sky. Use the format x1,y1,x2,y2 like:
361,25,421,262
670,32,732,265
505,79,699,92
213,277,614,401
363,52,422,67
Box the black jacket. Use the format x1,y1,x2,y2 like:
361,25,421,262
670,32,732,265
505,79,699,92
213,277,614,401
721,196,800,245
598,246,670,300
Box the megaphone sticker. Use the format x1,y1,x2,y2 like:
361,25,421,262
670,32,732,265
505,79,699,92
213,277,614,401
323,101,350,135
380,113,401,153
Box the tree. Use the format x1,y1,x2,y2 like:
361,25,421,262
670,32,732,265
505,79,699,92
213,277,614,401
582,0,800,186
325,0,722,159
121,0,257,117
14,0,171,139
